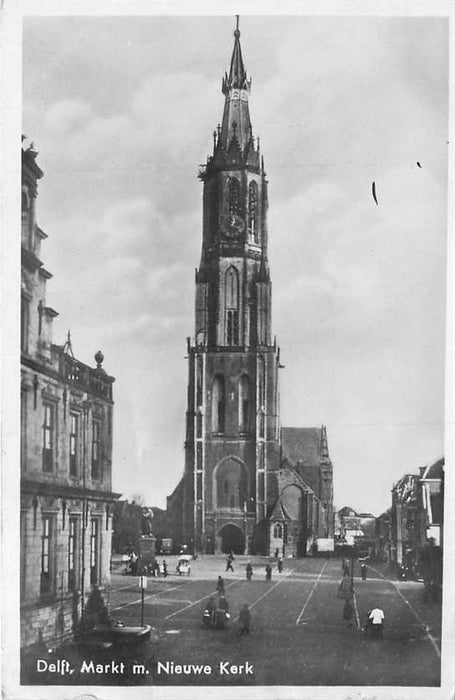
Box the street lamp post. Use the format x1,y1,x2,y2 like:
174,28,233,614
350,545,357,597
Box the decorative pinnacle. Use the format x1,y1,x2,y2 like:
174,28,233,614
95,350,104,368
234,14,240,38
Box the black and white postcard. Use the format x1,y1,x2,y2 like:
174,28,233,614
2,1,454,698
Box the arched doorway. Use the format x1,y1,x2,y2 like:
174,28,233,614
218,524,245,554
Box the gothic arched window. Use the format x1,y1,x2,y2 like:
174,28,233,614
238,375,250,433
228,178,240,216
225,266,239,345
212,376,225,434
248,181,258,242
273,523,283,539
216,458,247,510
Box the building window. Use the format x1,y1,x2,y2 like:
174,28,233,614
196,412,202,438
69,413,79,476
212,376,225,434
216,458,247,510
68,517,78,591
273,523,283,539
196,442,203,468
238,375,250,433
42,402,54,472
228,177,240,215
226,310,239,345
248,181,258,242
225,266,239,346
21,296,30,354
90,518,99,585
40,516,53,595
91,419,101,480
196,472,203,502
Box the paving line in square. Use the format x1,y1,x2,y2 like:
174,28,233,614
295,561,329,626
231,560,307,623
164,578,240,620
111,584,184,612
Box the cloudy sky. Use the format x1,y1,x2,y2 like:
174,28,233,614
22,13,448,516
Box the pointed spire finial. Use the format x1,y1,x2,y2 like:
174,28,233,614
222,17,248,94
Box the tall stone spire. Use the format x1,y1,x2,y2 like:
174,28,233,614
222,17,249,92
218,18,254,155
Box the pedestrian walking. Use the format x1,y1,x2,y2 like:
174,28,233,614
239,604,251,635
216,575,225,595
246,562,253,581
162,559,167,578
130,551,138,576
360,563,367,581
215,595,230,629
265,564,272,581
226,553,234,573
203,597,216,627
277,557,283,574
368,607,385,637
342,557,350,576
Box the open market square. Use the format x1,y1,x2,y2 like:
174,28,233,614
22,554,442,687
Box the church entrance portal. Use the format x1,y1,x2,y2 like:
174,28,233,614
218,524,245,554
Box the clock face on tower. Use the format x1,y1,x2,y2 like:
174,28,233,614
221,214,245,240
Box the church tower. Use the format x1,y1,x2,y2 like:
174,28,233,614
182,22,282,554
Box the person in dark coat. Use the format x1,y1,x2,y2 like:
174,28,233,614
216,575,225,595
226,554,234,572
203,597,216,626
361,563,367,581
239,604,251,635
265,564,272,581
215,595,229,629
246,562,253,581
277,557,283,574
130,552,138,576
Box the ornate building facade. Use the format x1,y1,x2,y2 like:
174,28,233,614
20,139,119,650
167,25,334,556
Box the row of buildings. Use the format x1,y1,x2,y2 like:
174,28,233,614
335,456,444,584
377,458,444,581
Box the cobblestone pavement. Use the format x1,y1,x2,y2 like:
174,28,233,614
22,555,443,688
